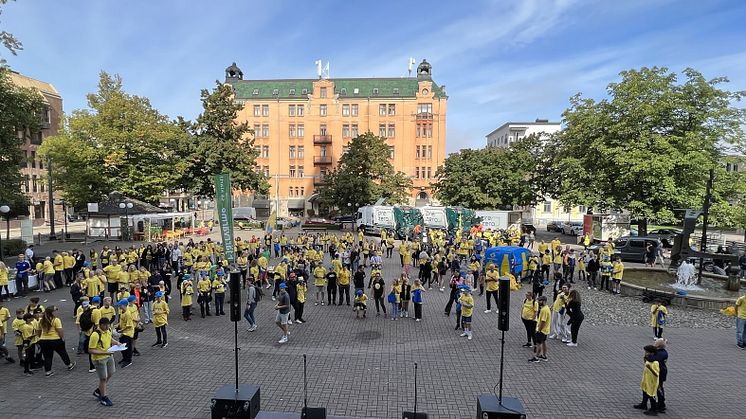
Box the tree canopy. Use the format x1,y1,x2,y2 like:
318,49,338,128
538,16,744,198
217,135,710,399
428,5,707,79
0,0,22,65
317,132,412,213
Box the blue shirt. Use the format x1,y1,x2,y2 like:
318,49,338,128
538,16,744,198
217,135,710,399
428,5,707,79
16,261,30,278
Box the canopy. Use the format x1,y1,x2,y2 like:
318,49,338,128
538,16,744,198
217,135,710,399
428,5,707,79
483,246,531,275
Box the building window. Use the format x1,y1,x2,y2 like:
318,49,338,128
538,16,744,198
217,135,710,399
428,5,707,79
340,88,347,95
319,104,327,116
351,104,358,116
342,124,350,138
30,131,43,145
351,124,358,138
262,105,269,116
289,146,296,159
289,124,296,137
302,88,308,95
342,146,349,155
297,146,304,158
262,124,270,137
289,165,296,177
32,175,38,193
319,124,327,136
297,105,304,116
543,201,552,214
427,167,432,179
297,125,304,137
342,104,350,116
263,166,269,177
379,124,386,137
372,88,379,95
416,145,421,159
298,166,304,178
388,146,395,160
417,103,433,114
31,150,36,168
272,89,279,96
379,104,386,116
393,88,399,95
427,145,432,160
289,186,294,197
388,104,396,115
252,89,259,95
415,167,420,179
387,124,395,138
578,205,586,214
320,87,327,98
300,187,305,196
253,105,260,117
289,88,296,96
254,145,261,156
319,145,327,157
353,88,359,95
261,146,269,158
289,105,296,116
254,124,261,137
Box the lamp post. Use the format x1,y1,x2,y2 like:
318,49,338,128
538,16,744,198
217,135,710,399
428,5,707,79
119,201,133,241
60,199,68,241
0,205,10,261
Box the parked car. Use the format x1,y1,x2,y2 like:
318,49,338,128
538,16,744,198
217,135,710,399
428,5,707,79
562,221,583,236
647,228,681,248
611,236,662,263
276,217,300,229
301,218,342,230
546,221,564,232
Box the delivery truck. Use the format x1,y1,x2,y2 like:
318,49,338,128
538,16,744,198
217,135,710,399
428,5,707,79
419,206,449,230
356,205,396,235
474,210,523,231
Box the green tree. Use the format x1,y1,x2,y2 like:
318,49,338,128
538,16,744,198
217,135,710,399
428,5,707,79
0,67,43,216
317,132,412,213
548,67,746,236
178,82,267,198
1,0,23,65
39,72,187,207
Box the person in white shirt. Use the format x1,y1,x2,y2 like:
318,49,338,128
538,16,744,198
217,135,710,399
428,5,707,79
170,246,182,272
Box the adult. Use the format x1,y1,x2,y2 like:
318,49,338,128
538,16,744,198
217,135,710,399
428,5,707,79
649,339,668,413
24,245,34,263
645,243,656,267
444,271,463,316
739,253,746,279
736,291,746,349
521,291,538,347
565,289,584,347
115,299,134,368
275,283,290,344
353,265,365,295
371,272,387,318
244,279,258,332
38,306,76,376
88,317,121,406
326,268,338,305
483,263,499,313
586,254,599,290
529,296,550,363
15,254,30,297
0,262,9,301
151,291,169,348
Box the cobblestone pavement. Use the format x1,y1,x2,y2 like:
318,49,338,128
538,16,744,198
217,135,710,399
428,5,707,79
1,240,744,419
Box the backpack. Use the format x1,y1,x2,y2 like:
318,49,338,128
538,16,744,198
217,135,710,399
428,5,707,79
387,291,396,304
79,308,94,332
657,310,666,326
254,285,263,302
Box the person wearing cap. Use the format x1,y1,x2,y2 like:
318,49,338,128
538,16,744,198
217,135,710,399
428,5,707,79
484,263,499,313
197,273,213,318
114,299,134,368
354,289,368,319
274,282,290,344
412,279,425,322
458,286,475,340
529,296,550,363
212,270,227,316
88,316,121,407
244,278,259,332
151,291,169,348
181,276,194,321
126,295,142,357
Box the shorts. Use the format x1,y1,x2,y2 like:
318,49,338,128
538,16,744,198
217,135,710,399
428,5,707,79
534,332,547,344
94,356,116,380
316,285,325,292
461,316,472,323
612,279,621,284
107,282,118,293
275,312,289,325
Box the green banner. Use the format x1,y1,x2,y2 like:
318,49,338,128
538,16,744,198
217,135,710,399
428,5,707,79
214,173,236,263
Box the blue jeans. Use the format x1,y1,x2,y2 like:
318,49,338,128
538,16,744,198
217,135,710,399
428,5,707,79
390,302,400,318
737,317,746,346
244,303,257,327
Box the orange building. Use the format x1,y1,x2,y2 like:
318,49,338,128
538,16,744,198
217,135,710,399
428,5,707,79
225,60,447,217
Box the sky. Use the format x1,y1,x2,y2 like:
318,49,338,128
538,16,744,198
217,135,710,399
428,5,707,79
3,0,746,152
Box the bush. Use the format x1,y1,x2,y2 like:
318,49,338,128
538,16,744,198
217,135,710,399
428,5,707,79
1,239,27,258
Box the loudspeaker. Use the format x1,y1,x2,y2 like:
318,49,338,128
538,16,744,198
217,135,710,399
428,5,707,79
211,384,260,419
476,394,526,419
497,276,510,331
230,270,242,322
301,407,327,418
402,412,428,419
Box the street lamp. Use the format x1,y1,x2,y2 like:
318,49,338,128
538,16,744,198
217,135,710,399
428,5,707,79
119,201,133,240
0,205,10,260
60,199,68,241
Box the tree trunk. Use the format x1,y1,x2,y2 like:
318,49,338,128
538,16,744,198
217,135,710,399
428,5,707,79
638,219,648,238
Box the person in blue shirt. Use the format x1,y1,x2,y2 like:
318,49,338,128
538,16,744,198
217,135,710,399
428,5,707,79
15,254,31,296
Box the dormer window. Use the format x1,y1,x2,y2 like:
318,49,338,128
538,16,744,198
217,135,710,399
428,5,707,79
353,88,359,95
289,88,296,95
252,89,259,95
393,88,399,95
272,88,279,95
340,88,347,95
302,88,308,95
372,88,379,95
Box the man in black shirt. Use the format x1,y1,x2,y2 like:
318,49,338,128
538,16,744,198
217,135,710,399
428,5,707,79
275,283,290,344
325,270,338,305
353,266,365,294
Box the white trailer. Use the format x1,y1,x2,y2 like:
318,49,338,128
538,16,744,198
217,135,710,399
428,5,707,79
356,205,396,234
475,210,522,231
419,206,448,230
232,207,257,220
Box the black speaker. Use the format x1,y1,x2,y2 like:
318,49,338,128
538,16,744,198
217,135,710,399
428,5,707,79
301,407,327,418
402,412,428,419
230,270,242,322
497,276,510,331
211,384,260,419
476,394,526,419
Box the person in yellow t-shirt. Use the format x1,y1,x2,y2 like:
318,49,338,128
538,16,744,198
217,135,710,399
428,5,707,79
484,264,499,313
338,267,351,306
38,306,75,375
312,265,327,306
20,313,36,375
458,286,475,340
212,272,227,316
99,297,116,323
88,317,121,406
151,291,169,347
650,300,668,339
115,300,134,367
529,296,551,362
197,274,212,318
520,291,539,347
611,257,624,294
11,308,25,364
549,284,569,341
41,257,56,291
735,294,746,348
354,289,368,319
181,276,194,321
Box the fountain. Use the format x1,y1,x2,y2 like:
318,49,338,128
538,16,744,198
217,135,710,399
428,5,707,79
672,261,702,292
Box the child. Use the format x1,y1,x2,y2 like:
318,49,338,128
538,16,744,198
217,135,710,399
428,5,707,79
412,279,425,322
388,279,400,321
650,300,668,339
20,313,35,376
458,286,475,340
599,255,612,292
354,290,367,319
454,286,463,330
399,275,411,318
577,253,587,282
12,308,25,364
151,291,169,348
634,345,660,415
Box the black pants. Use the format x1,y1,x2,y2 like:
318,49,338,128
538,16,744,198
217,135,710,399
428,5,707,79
600,275,609,291
657,381,666,409
374,296,387,314
588,271,598,288
215,293,225,315
17,276,28,295
414,303,422,320
654,327,664,338
522,318,536,344
119,335,133,363
485,290,498,311
182,306,190,319
338,285,350,305
23,345,34,373
39,339,71,372
64,268,74,285
327,285,337,304
0,284,9,299
564,266,575,282
83,334,94,370
445,289,458,315
53,271,63,288
541,265,550,280
570,316,584,343
295,302,305,321
199,294,211,317
155,326,168,344
386,247,393,258
641,392,658,411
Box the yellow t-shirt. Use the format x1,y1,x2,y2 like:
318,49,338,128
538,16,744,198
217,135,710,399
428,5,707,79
737,295,746,319
53,255,64,271
459,293,475,317
40,317,63,340
12,317,25,346
198,279,212,293
152,300,169,327
536,305,551,334
213,279,226,294
20,322,34,343
296,283,307,303
181,284,194,306
313,266,327,286
552,293,567,312
88,328,113,361
63,255,75,269
103,264,122,283
485,270,499,292
0,307,10,334
99,306,116,322
612,261,624,280
338,270,351,286
641,360,660,397
0,268,9,286
521,299,538,320
84,277,102,297
118,309,135,338
43,260,55,274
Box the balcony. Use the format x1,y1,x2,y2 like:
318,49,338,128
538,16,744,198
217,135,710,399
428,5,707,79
313,176,327,187
313,156,332,165
313,135,333,144
416,112,433,120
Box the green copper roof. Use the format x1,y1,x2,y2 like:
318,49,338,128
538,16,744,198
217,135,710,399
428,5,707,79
230,78,445,100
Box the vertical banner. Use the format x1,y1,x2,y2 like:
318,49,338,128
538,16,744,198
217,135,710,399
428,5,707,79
214,173,236,263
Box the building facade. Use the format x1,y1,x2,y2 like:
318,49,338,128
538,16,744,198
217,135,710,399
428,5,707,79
9,70,63,225
486,119,561,148
225,60,447,217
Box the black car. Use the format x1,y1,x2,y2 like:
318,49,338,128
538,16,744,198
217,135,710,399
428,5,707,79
612,236,662,263
546,221,564,232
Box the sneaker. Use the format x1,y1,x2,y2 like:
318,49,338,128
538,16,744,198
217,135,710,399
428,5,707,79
5,357,15,363
287,319,293,324
561,339,570,343
88,368,97,373
539,355,548,362
439,288,444,292
528,357,540,363
314,302,319,306
100,396,114,407
278,336,288,344
633,404,646,410
593,287,597,290
548,334,556,339
45,371,55,377
459,332,468,337
271,296,276,301
151,342,163,347
67,362,76,371
415,318,421,322
93,388,101,399
566,342,578,347
321,302,325,306
161,343,168,348
522,343,532,347
587,287,591,290
467,334,472,340
484,309,492,313
121,361,132,369
643,410,658,416
24,371,33,377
